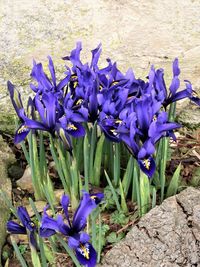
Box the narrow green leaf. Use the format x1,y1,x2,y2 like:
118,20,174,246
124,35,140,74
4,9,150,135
30,245,42,267
84,134,90,191
93,135,105,186
119,180,128,213
49,135,69,194
89,122,97,183
11,238,28,267
104,171,121,212
140,171,150,216
122,156,134,197
160,137,169,202
39,131,47,179
97,213,102,263
113,143,120,187
21,141,30,165
166,163,181,198
151,186,157,209
70,159,80,210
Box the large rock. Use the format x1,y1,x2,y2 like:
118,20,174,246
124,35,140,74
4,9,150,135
0,136,14,267
1,0,200,133
99,187,200,267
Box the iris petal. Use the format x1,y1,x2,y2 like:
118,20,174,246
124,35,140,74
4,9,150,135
138,157,156,178
72,192,96,232
75,242,97,267
7,221,26,234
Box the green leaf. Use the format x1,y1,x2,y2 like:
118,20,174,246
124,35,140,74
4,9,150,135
84,134,90,191
11,238,28,267
104,171,121,212
106,232,125,244
166,163,181,198
113,143,120,186
122,156,134,197
30,245,42,267
93,135,105,186
119,180,128,213
139,170,150,216
110,210,129,226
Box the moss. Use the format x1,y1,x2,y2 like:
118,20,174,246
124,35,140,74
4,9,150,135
0,112,16,134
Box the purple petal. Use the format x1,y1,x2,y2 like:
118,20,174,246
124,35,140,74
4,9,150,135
68,236,80,249
90,193,104,205
169,76,180,95
80,232,90,243
48,56,56,87
66,122,85,138
75,242,97,267
17,207,33,232
138,157,156,178
39,208,59,237
172,58,180,77
29,231,37,248
72,192,97,232
7,81,24,117
61,195,71,226
7,221,26,234
14,124,30,144
42,93,56,129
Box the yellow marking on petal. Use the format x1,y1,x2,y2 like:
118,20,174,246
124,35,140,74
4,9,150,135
71,74,77,80
143,159,151,170
110,129,118,136
80,244,90,260
116,119,122,124
73,81,78,88
76,99,83,105
67,124,77,131
90,195,97,200
111,81,119,86
18,125,29,134
30,222,35,227
99,85,103,91
192,91,199,98
153,115,157,122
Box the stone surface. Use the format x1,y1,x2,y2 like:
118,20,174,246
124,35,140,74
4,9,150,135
16,166,34,193
177,105,200,130
0,136,15,267
99,187,200,267
1,0,200,133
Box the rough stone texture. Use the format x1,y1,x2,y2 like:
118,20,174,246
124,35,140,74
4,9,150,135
1,0,200,133
0,136,15,267
177,105,200,130
99,187,200,267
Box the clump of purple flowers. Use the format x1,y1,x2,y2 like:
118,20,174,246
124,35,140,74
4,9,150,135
7,191,104,267
8,42,200,178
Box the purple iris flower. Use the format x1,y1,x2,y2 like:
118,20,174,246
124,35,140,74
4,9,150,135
8,85,85,150
40,192,103,267
30,56,70,99
154,58,200,107
7,206,37,248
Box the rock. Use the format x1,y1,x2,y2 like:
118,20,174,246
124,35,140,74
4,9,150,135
1,0,200,133
54,189,65,203
99,187,200,267
25,200,46,217
177,105,200,129
0,135,15,267
8,163,24,180
16,166,34,193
